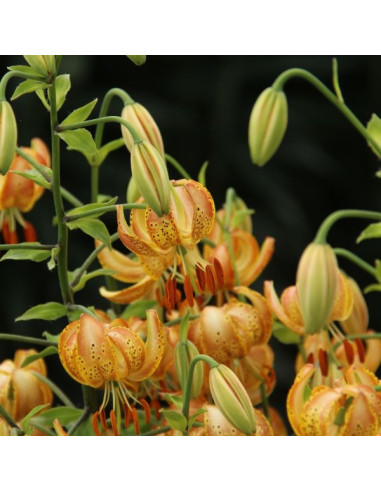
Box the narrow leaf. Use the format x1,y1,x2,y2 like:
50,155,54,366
188,408,207,431
1,245,51,263
97,138,126,166
20,346,58,368
198,160,209,186
11,80,49,101
30,407,82,428
21,404,51,434
58,128,97,155
16,302,67,322
66,197,117,218
11,169,51,189
66,218,111,249
35,88,50,110
55,74,71,110
72,268,116,293
42,331,60,344
8,65,46,78
162,393,184,410
272,321,301,344
357,222,381,243
61,98,98,126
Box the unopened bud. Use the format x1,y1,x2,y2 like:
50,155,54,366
209,364,256,435
122,102,164,158
126,56,146,66
248,87,288,166
296,242,339,334
0,101,17,175
174,340,204,399
126,176,141,203
23,55,56,77
130,140,171,217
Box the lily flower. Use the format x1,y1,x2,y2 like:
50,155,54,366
58,310,165,435
0,138,51,243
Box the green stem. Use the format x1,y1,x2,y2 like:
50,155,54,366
140,425,171,436
16,146,52,182
65,202,146,222
94,88,134,147
91,165,99,204
165,153,191,180
30,371,75,407
68,304,98,318
334,248,377,279
0,71,46,100
165,314,200,327
48,81,73,306
272,68,381,157
0,333,57,346
315,209,381,244
60,187,84,208
0,402,23,434
81,386,98,413
0,243,56,251
31,422,56,436
57,116,142,145
68,407,91,436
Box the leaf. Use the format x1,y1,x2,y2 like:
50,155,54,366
162,393,184,410
364,283,381,294
97,138,126,166
30,406,82,428
35,88,50,110
160,410,187,434
366,114,381,158
42,331,60,344
272,321,301,345
11,169,51,189
188,408,207,431
198,160,209,186
58,128,97,155
120,299,157,320
69,416,95,436
375,260,381,283
8,64,46,78
126,55,146,66
72,268,116,293
20,346,58,368
1,244,51,263
61,98,98,126
16,302,67,321
47,247,60,271
66,218,111,249
21,404,51,434
55,74,71,110
357,222,381,243
11,79,49,101
66,197,117,219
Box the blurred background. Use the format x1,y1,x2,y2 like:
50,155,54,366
0,55,380,430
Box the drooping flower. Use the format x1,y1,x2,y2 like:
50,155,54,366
0,138,51,243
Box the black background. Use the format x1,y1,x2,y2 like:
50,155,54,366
0,55,380,429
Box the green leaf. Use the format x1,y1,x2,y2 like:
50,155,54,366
8,64,46,78
72,268,116,293
97,138,126,166
21,404,51,434
160,410,187,434
188,408,207,431
376,170,381,179
162,393,184,410
375,260,381,282
20,346,58,368
198,160,209,186
30,406,82,428
364,283,381,294
35,88,50,110
47,247,60,271
11,79,49,101
272,321,301,345
121,299,157,320
55,74,71,110
58,128,97,155
61,98,98,126
357,222,381,243
66,218,111,249
126,55,146,66
69,416,95,436
16,302,67,321
366,114,381,158
0,244,51,262
42,331,60,344
66,197,117,219
11,169,51,189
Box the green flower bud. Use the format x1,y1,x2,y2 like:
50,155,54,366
296,242,339,334
248,87,288,166
209,364,256,435
126,175,141,203
174,340,204,399
126,56,147,66
0,101,17,175
130,140,171,217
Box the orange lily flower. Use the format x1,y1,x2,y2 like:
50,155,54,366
0,349,53,422
98,179,217,308
0,138,50,243
58,310,165,435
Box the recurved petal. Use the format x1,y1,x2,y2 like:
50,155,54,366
341,388,379,436
58,320,85,385
99,275,156,304
329,272,354,322
286,363,315,436
184,180,215,243
237,234,274,286
299,385,342,436
107,323,145,380
145,207,180,250
264,281,304,335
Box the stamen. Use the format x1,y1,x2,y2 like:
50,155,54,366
205,265,216,295
354,338,366,363
306,352,314,364
140,398,151,424
92,412,102,436
165,277,176,310
318,349,329,377
184,274,195,307
213,258,224,289
195,264,206,292
23,222,37,242
155,288,164,307
343,339,354,365
151,399,161,420
100,409,108,431
110,409,119,436
131,406,140,435
2,220,18,244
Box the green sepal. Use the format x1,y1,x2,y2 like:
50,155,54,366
11,79,50,101
66,217,111,249
272,321,301,344
11,168,51,189
60,98,98,126
16,302,67,321
357,222,381,243
160,409,187,434
55,74,71,110
0,244,51,262
21,404,51,435
20,346,58,368
120,299,157,320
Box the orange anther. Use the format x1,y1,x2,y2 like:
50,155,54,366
213,257,224,289
2,220,18,244
92,412,102,436
123,404,132,429
110,409,119,436
205,265,216,295
195,264,206,292
155,288,164,307
318,349,328,377
184,274,195,307
151,399,161,420
343,339,354,365
99,409,108,431
140,398,151,424
131,406,140,435
306,352,314,364
354,337,366,363
23,221,37,242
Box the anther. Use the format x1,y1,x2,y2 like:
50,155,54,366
23,221,37,242
184,274,195,307
343,339,354,365
354,337,366,363
92,412,102,436
155,288,164,307
2,220,18,244
99,409,108,431
306,352,314,364
131,406,140,435
213,258,224,289
195,264,206,292
318,349,329,377
151,399,161,420
140,398,151,424
205,265,216,295
110,409,119,436
123,404,132,429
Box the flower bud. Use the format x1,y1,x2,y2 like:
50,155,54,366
23,55,55,77
209,364,256,435
126,175,141,203
0,100,17,174
121,102,164,158
296,242,339,334
130,140,171,216
248,87,288,166
174,340,204,399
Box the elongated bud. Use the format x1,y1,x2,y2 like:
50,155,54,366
209,364,256,435
126,56,146,66
248,87,288,166
126,175,141,203
174,340,204,399
23,55,56,77
121,102,164,158
0,101,17,174
131,140,171,216
296,242,339,334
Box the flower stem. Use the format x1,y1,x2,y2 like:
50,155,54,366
0,71,47,100
140,425,171,436
0,243,56,251
272,68,381,157
165,314,200,327
334,248,377,279
0,333,57,346
31,371,75,407
67,406,91,436
64,202,146,222
165,153,191,180
0,403,23,434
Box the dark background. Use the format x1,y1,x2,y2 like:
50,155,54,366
0,55,380,429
